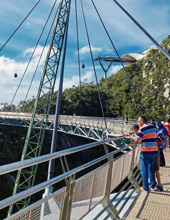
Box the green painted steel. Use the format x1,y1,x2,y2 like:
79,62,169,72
8,0,72,215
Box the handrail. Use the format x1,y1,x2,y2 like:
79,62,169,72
0,143,136,210
4,187,67,220
0,136,125,176
0,112,136,122
0,113,140,219
0,113,135,135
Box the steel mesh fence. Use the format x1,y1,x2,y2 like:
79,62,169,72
71,173,94,220
8,188,66,220
110,156,124,192
134,146,140,168
70,164,109,220
15,213,29,220
90,165,108,209
121,151,133,180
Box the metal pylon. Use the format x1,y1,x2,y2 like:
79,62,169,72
98,59,113,79
8,0,72,215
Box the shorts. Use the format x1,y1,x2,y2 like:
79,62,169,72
154,150,160,171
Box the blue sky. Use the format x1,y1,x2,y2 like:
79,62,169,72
0,0,170,105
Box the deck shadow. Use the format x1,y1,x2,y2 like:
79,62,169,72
135,192,149,219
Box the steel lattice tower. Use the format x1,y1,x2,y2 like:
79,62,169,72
8,0,72,215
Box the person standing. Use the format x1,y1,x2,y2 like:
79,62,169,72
150,120,163,191
131,124,139,135
165,119,170,148
129,116,158,192
124,115,129,125
131,122,163,192
156,122,168,167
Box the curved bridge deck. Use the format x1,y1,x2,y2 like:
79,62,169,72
127,149,170,220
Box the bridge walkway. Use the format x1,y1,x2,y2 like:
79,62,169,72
126,149,170,220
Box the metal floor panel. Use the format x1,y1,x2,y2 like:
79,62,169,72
126,149,170,220
83,190,139,220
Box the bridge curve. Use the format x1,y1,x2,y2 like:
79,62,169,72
0,112,136,149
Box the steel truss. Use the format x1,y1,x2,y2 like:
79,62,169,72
0,115,131,150
8,0,72,215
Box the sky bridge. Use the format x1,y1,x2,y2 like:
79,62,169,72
0,128,141,220
0,112,134,144
0,112,170,220
1,0,170,219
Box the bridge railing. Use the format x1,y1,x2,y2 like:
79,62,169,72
0,136,141,220
0,112,136,134
59,115,135,134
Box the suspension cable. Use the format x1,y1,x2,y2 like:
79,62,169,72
24,2,59,101
113,0,170,61
75,0,82,115
91,0,149,119
0,0,41,52
75,0,82,92
79,0,107,129
10,0,58,106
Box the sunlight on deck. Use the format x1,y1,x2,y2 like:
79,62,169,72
126,149,170,220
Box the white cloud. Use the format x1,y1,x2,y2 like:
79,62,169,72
0,45,49,104
108,65,122,76
1,0,170,106
26,22,30,26
55,71,93,91
23,45,48,58
0,44,94,105
88,65,101,70
78,45,102,55
105,48,112,53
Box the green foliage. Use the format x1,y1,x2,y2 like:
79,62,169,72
16,35,170,121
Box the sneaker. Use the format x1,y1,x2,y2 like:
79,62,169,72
139,187,150,192
154,185,163,192
150,183,157,190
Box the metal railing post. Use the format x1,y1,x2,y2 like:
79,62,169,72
28,210,32,220
61,174,75,220
128,145,140,190
102,155,120,219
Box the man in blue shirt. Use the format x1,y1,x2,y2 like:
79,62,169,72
129,116,158,191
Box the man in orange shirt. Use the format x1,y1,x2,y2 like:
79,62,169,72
129,116,158,191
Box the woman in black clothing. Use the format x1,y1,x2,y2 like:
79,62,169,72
156,122,168,167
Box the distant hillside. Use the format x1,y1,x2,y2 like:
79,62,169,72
12,35,170,121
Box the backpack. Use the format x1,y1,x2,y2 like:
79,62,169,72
157,138,162,147
165,123,170,136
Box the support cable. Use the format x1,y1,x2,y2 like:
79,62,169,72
75,0,82,93
91,0,149,119
113,0,170,60
24,2,59,101
79,0,108,129
75,0,83,115
10,0,58,106
0,0,41,52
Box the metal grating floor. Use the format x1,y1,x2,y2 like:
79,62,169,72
126,149,170,220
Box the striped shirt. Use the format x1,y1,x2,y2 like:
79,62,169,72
136,124,158,153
